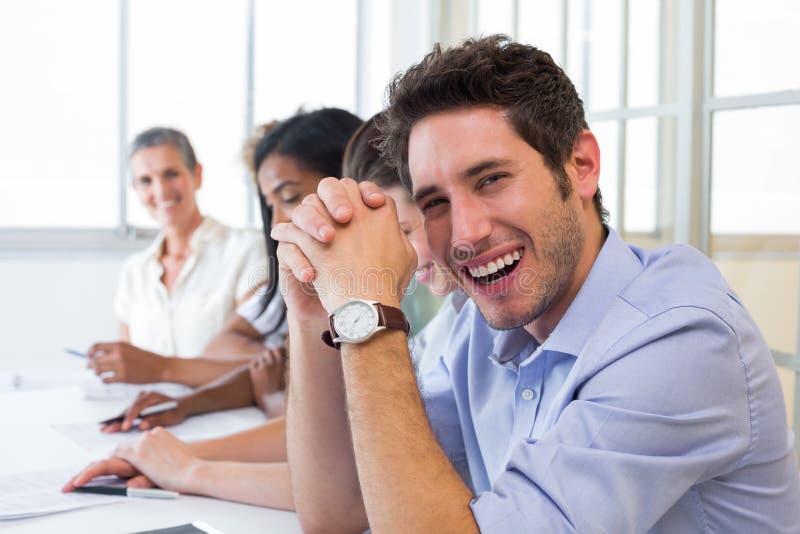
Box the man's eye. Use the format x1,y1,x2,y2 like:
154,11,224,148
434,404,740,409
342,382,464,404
479,173,506,189
282,194,301,205
136,177,151,186
421,197,448,213
165,170,179,179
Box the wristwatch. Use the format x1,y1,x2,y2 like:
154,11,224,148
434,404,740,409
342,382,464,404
322,299,410,349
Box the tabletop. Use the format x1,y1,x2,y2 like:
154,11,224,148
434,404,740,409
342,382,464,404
0,370,302,533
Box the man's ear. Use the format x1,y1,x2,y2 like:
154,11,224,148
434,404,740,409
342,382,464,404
569,130,600,202
192,163,203,190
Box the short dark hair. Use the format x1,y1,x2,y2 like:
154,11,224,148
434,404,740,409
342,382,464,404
342,112,401,190
378,34,607,223
129,127,198,170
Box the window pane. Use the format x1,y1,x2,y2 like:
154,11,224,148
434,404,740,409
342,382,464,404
127,0,250,229
518,0,565,65
624,116,676,234
253,0,357,123
711,105,800,234
628,0,674,108
714,0,800,96
476,0,515,37
591,121,620,231
0,0,119,228
566,0,623,112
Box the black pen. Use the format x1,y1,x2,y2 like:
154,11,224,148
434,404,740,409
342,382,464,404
99,400,180,425
73,486,179,499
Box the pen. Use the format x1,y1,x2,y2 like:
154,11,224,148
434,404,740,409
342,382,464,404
73,486,179,499
99,400,180,425
65,348,89,359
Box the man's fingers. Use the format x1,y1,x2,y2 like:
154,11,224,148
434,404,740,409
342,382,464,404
291,200,336,243
317,176,354,224
276,241,316,283
358,180,388,208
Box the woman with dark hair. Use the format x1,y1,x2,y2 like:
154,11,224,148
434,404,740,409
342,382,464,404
64,108,363,509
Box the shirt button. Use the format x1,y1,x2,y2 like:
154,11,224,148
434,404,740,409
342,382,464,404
521,388,536,401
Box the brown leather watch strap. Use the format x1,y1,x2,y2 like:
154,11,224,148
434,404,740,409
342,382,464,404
376,303,410,334
321,302,410,350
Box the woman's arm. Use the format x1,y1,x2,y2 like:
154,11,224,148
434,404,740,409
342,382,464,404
64,427,293,510
190,417,287,463
201,314,268,358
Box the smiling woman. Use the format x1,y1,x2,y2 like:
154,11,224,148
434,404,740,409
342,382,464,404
113,127,267,357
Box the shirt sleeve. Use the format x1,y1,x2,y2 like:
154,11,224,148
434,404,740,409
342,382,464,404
470,307,752,533
419,358,474,490
234,230,268,302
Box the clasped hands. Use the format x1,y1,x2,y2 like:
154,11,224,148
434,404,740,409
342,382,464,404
270,178,417,317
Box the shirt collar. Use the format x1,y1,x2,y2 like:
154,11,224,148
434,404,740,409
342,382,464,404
487,227,643,364
540,226,643,357
143,216,221,262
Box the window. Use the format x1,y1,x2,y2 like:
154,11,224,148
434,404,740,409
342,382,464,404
0,0,119,229
0,0,360,245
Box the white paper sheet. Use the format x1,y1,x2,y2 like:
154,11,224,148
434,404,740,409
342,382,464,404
51,407,266,451
0,468,127,520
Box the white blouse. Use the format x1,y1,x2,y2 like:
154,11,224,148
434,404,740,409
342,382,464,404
114,217,267,356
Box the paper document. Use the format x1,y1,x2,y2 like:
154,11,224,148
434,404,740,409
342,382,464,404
0,468,126,520
51,407,266,451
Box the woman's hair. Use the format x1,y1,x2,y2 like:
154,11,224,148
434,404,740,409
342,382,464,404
250,108,363,323
129,127,198,170
341,112,401,190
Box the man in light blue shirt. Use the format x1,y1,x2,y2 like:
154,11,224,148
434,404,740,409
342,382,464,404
423,226,799,532
274,35,800,532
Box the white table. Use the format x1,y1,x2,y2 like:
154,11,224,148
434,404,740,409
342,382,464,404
0,373,301,533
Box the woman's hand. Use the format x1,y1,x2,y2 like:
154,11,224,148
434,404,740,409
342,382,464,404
65,427,203,494
62,457,155,492
101,391,190,433
87,342,167,384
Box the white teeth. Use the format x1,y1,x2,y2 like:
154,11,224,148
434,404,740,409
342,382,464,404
467,248,523,279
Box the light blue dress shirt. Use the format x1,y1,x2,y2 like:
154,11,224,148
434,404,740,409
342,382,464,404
421,228,800,533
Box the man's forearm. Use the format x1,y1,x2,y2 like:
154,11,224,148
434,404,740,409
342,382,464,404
342,331,478,533
286,314,369,532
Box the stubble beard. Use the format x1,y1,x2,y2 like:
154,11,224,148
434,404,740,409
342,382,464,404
474,199,585,331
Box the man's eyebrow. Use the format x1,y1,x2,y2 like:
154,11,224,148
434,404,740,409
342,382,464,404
271,180,299,194
412,185,439,203
461,158,514,179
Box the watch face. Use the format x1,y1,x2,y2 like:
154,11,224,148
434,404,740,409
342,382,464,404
333,300,379,342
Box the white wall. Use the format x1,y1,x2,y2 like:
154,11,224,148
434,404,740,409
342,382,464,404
0,255,124,372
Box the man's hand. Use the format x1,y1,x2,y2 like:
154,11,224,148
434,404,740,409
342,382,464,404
87,342,166,384
273,178,387,322
101,391,189,433
272,178,416,313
